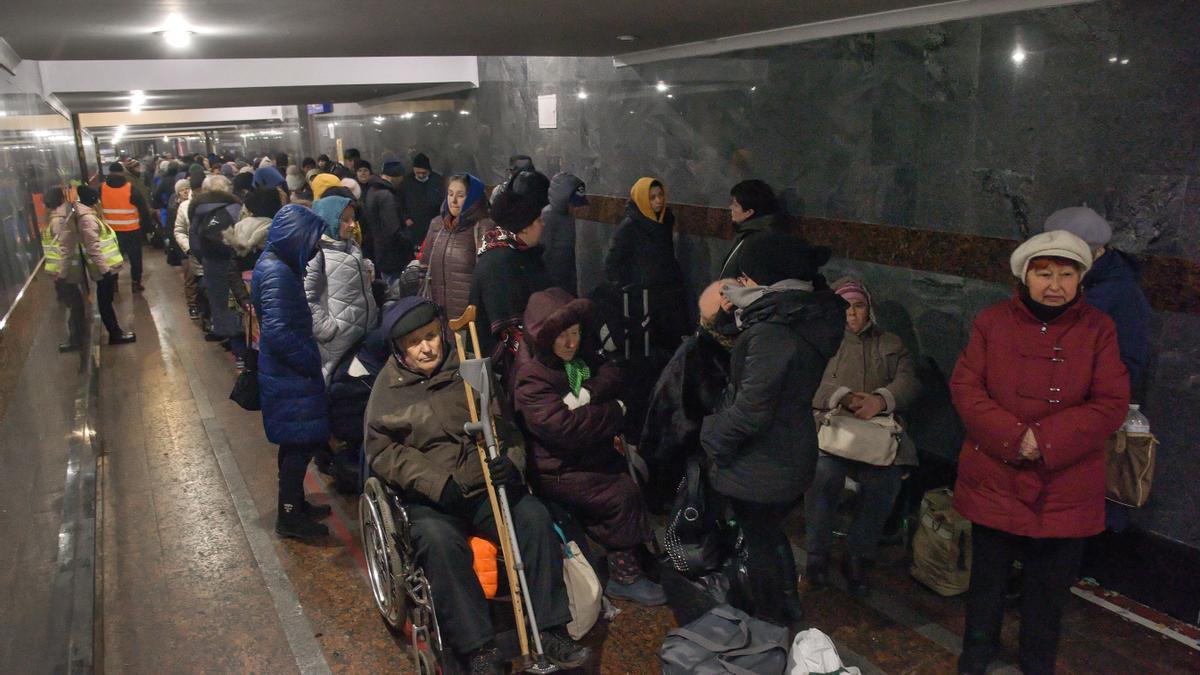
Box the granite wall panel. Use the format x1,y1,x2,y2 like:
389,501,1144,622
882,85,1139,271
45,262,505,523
316,0,1200,547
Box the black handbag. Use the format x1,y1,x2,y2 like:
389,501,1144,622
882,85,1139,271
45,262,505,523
229,369,260,411
663,456,731,578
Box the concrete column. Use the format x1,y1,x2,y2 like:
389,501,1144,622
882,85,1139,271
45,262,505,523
203,131,214,156
296,105,317,160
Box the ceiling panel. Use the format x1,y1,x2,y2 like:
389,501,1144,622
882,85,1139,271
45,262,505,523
1,0,939,60
55,83,441,113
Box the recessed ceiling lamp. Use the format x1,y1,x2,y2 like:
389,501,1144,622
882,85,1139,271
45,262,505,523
1011,45,1027,65
372,116,385,124
577,90,588,100
130,90,146,114
617,35,638,42
459,110,470,116
401,112,415,120
157,14,194,48
655,81,669,93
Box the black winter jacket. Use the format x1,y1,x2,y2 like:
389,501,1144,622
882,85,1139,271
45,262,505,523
541,173,584,294
700,288,846,503
398,171,445,245
363,177,411,274
602,203,689,349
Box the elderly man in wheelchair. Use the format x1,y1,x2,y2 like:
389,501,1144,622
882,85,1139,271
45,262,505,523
362,297,590,674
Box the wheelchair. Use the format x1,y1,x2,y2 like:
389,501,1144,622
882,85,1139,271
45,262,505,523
360,476,519,674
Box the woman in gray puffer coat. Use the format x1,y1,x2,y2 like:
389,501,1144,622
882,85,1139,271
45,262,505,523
805,277,920,597
306,195,378,383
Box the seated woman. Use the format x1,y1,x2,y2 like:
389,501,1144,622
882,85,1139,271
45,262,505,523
513,288,666,606
363,298,589,674
307,194,378,383
804,278,921,596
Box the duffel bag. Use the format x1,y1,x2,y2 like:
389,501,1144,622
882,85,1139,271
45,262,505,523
660,604,789,675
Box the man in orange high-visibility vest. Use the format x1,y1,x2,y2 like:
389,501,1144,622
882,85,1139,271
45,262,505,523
100,162,154,292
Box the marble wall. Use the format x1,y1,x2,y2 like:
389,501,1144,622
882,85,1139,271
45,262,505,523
316,0,1200,547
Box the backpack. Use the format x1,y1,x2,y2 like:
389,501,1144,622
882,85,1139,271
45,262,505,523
660,604,789,675
909,488,971,596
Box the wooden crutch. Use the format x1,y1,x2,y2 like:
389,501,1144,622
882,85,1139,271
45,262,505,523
449,307,554,673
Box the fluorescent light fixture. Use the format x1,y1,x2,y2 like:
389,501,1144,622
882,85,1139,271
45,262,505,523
459,110,470,116
1011,46,1027,65
617,35,638,42
655,81,669,92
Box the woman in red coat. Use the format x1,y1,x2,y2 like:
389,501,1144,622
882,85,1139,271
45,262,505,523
513,288,665,606
952,230,1129,675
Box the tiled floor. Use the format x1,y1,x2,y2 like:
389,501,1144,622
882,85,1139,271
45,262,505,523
85,250,1200,673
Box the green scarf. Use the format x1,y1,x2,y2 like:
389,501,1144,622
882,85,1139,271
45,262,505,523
564,358,591,396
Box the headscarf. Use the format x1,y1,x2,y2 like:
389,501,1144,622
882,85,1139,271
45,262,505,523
630,176,665,223
174,178,190,195
312,195,351,239
440,173,486,219
310,173,342,200
253,166,286,190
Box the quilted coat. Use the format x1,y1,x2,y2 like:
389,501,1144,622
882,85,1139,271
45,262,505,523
951,294,1129,538
701,286,846,503
512,288,626,476
420,174,489,320
305,236,378,383
252,205,329,445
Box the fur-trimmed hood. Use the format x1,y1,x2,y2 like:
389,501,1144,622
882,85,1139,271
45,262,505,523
522,287,596,359
223,215,272,257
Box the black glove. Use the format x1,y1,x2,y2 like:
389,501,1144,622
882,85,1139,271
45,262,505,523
486,454,521,486
438,478,464,511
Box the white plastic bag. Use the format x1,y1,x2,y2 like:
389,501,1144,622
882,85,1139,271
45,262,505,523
561,538,602,639
788,627,861,675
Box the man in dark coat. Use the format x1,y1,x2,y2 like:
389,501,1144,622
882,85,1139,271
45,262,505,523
398,152,445,246
252,204,332,540
701,233,845,628
363,160,411,283
540,173,587,294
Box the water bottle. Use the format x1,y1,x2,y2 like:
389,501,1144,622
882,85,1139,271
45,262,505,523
1122,404,1151,434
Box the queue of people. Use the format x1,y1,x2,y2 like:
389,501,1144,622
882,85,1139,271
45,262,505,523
51,144,1149,675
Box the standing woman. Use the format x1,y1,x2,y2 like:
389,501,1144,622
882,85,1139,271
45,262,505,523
420,173,490,320
719,179,786,280
602,177,688,351
252,204,333,540
306,195,378,383
952,230,1128,675
701,233,845,629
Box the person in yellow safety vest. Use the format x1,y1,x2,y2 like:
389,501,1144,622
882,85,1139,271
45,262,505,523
44,184,136,351
101,161,154,292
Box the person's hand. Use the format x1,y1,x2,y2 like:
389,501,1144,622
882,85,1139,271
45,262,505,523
487,455,521,486
849,393,886,419
1019,429,1041,461
405,218,414,227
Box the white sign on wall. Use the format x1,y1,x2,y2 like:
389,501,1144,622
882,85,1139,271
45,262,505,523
538,94,557,129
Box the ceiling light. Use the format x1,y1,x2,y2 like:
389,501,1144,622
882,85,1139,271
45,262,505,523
401,112,415,120
1108,56,1119,63
656,81,669,92
750,86,757,92
116,125,127,133
432,113,439,118
666,94,674,99
130,90,146,104
0,111,7,117
577,90,588,100
158,14,194,48
459,110,470,116
1120,58,1130,65
162,135,169,142
372,116,384,125
617,35,638,42
1011,46,1027,65
130,105,142,115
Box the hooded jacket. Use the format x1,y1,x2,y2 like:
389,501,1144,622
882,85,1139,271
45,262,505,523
719,213,782,280
541,173,585,294
399,169,446,245
951,294,1129,538
363,298,527,503
187,190,242,259
813,280,921,466
421,174,490,320
701,285,847,503
512,289,625,477
363,175,411,274
48,202,121,283
252,205,329,444
306,196,379,383
1081,249,1151,397
223,214,272,307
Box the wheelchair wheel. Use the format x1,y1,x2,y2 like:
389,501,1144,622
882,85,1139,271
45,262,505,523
360,477,407,631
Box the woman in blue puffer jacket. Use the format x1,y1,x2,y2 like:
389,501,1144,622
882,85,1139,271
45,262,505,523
252,204,334,540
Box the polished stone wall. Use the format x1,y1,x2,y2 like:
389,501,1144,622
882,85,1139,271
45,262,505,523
316,0,1200,548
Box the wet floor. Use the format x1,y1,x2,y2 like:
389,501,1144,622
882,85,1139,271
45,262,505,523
48,250,1199,673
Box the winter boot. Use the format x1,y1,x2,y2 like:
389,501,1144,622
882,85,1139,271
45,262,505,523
805,552,829,587
466,644,505,675
842,555,871,597
302,500,332,519
275,502,329,540
539,628,590,669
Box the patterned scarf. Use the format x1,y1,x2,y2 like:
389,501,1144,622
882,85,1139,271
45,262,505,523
564,358,591,396
477,225,528,256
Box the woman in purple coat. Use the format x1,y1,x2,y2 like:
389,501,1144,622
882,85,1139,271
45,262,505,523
513,288,665,606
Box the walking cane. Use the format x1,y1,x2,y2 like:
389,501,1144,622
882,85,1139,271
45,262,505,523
449,307,556,674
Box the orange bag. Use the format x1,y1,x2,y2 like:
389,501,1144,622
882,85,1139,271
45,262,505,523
470,537,499,599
